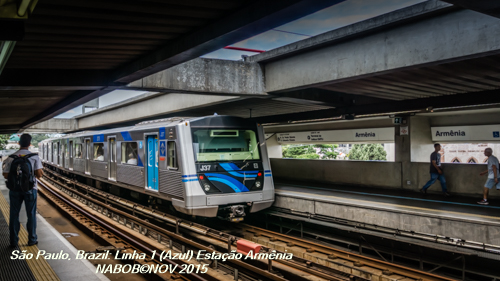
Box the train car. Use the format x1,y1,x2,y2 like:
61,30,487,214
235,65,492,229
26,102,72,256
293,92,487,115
39,115,274,221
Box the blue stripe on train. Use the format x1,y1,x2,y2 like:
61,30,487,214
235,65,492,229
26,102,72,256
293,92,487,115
205,173,249,193
120,131,133,141
182,179,198,182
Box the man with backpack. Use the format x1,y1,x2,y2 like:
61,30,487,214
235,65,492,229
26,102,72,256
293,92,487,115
2,134,43,247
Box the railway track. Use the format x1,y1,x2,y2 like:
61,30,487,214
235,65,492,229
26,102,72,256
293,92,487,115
41,168,457,281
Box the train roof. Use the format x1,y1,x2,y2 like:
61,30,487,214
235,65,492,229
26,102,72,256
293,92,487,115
39,115,256,143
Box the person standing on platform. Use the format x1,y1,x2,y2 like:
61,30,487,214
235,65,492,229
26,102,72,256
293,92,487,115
420,143,451,197
477,148,499,205
2,134,43,247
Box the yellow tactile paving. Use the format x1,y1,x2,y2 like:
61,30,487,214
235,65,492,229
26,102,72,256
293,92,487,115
0,191,61,281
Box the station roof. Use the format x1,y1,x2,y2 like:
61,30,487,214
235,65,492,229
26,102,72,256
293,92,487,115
0,0,343,133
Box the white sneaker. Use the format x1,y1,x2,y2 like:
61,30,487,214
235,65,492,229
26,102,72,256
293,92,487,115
477,199,489,205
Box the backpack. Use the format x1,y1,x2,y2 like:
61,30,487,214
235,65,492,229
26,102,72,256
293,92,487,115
6,153,38,192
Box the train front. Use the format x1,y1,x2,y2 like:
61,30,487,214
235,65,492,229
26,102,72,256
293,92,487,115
183,116,274,222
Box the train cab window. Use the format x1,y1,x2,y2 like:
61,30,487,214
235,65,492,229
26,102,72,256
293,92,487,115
191,129,260,162
93,143,104,161
167,141,177,169
64,144,68,158
74,144,82,158
121,142,138,165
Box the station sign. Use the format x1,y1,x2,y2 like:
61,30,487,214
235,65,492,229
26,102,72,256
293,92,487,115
431,124,500,141
276,127,394,144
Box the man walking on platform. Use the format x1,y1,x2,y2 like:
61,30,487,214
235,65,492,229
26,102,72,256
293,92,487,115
477,148,499,205
420,143,451,197
2,134,43,247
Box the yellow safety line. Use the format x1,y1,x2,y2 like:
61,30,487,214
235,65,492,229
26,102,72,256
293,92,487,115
0,191,61,281
277,190,500,222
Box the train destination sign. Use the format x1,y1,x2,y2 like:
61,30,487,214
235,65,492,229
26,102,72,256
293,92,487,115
431,124,500,141
276,127,394,144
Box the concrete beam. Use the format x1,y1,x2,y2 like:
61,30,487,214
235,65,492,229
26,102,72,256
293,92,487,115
75,93,241,130
258,4,500,92
127,58,265,96
247,0,453,63
20,118,78,133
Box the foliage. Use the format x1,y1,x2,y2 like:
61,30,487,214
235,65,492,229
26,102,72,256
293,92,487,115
282,144,338,160
348,144,387,161
0,135,9,150
30,134,51,148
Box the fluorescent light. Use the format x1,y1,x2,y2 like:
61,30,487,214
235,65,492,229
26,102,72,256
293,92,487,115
0,40,16,75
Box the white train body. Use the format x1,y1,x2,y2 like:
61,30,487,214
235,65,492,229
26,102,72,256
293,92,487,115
39,116,274,220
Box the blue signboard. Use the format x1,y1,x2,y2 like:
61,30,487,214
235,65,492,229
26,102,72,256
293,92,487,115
159,127,166,140
93,134,104,142
160,141,166,157
494,131,499,138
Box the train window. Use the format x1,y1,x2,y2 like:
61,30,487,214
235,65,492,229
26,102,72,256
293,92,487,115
191,129,260,162
93,143,104,161
74,144,82,158
167,141,177,169
64,144,68,158
121,142,138,165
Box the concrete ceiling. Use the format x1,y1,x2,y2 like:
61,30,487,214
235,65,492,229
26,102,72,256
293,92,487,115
318,54,500,101
0,0,345,133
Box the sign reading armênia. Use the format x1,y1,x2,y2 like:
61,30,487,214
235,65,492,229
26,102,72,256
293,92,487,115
276,127,394,143
431,124,500,141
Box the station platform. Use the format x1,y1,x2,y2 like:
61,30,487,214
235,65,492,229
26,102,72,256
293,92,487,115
0,181,109,281
273,181,500,248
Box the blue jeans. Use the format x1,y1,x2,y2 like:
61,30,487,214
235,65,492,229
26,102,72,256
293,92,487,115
9,189,37,246
422,173,447,193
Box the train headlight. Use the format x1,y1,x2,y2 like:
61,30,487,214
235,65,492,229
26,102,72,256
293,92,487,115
250,171,264,190
204,184,211,191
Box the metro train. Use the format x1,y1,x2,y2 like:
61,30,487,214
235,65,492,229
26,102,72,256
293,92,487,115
39,115,274,221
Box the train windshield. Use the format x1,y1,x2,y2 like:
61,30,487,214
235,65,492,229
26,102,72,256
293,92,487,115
192,129,260,162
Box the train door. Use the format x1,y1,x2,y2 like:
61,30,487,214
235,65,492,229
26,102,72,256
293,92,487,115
85,139,91,174
49,143,53,163
108,137,116,181
146,135,158,191
56,142,60,165
69,140,74,170
60,143,64,167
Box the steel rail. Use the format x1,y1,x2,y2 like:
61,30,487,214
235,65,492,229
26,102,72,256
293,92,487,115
37,179,215,281
238,225,456,281
39,177,293,281
42,170,354,280
43,168,456,280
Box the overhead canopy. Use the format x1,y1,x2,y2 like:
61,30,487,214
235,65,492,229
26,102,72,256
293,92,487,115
0,0,345,133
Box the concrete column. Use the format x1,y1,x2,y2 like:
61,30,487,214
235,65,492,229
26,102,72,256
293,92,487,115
395,118,411,163
394,117,414,190
265,134,282,159
410,116,434,162
396,116,435,191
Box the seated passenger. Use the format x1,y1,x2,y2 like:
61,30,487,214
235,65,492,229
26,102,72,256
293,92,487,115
95,148,104,161
127,153,137,165
77,151,82,158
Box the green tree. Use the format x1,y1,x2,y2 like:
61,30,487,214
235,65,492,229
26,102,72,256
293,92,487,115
30,134,51,148
0,135,9,150
282,144,338,160
348,144,387,161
